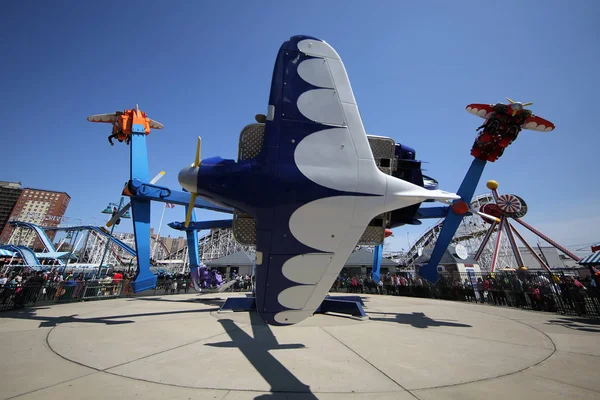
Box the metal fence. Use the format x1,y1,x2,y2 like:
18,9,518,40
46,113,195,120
331,271,600,318
0,276,203,311
2,271,598,319
0,279,127,311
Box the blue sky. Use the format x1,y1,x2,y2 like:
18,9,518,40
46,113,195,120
1,1,598,255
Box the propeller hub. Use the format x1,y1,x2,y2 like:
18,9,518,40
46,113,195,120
178,166,199,194
510,103,523,111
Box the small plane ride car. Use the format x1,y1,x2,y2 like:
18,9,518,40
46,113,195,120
466,98,555,162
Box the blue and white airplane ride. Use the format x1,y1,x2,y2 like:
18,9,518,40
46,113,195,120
178,35,460,326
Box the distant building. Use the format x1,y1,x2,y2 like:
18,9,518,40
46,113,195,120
152,229,187,257
111,230,187,260
559,254,579,269
517,246,574,270
340,249,399,277
0,181,23,237
0,187,71,250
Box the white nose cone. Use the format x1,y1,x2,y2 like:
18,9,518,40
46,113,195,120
178,165,199,194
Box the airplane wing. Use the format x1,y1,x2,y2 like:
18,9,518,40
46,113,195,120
522,115,555,132
466,104,495,119
253,36,458,326
87,113,118,123
149,119,164,130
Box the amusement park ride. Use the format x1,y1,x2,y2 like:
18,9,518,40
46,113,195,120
474,180,580,273
85,35,571,326
467,100,555,162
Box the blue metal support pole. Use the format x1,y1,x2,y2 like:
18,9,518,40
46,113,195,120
418,158,487,284
184,206,202,290
129,127,156,292
372,244,383,282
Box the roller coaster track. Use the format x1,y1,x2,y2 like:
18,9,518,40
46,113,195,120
161,228,253,267
44,225,136,256
0,245,40,266
8,221,58,253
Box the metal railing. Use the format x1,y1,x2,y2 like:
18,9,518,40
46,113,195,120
0,280,125,311
331,271,600,318
2,271,598,320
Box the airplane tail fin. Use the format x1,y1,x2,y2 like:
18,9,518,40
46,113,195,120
393,188,459,202
385,174,460,212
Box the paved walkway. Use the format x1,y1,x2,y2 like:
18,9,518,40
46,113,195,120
0,293,598,399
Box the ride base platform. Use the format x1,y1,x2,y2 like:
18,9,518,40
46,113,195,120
219,294,368,320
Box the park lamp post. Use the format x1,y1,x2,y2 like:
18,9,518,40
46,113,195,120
97,197,130,278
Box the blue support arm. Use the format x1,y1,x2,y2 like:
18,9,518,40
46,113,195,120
416,207,451,219
416,206,472,219
418,158,487,284
168,219,233,231
125,179,232,214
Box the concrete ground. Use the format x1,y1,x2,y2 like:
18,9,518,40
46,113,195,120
0,293,598,400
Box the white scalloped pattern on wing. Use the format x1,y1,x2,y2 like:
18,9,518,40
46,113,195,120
466,106,492,119
523,121,554,132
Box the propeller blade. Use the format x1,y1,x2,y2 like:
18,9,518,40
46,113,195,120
184,193,197,228
442,200,501,223
150,171,166,184
506,98,515,104
149,119,164,130
184,137,202,227
87,113,118,123
522,102,534,107
472,207,500,223
194,137,202,167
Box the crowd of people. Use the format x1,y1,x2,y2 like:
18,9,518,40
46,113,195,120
331,269,600,317
0,268,133,310
155,271,254,294
2,263,598,318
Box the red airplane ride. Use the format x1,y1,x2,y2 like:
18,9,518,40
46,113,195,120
466,98,555,162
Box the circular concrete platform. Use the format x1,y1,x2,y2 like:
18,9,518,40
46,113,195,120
3,293,600,400
47,294,556,392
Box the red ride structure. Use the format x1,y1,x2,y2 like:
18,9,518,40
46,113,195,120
466,98,555,162
475,180,580,273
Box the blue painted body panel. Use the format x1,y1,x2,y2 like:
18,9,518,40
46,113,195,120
388,144,427,228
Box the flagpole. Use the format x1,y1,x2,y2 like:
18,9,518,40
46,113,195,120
152,203,167,260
